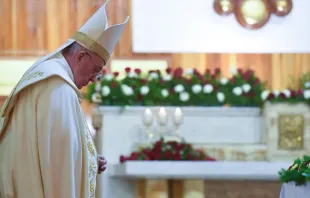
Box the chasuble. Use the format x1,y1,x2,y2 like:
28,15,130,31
0,54,98,198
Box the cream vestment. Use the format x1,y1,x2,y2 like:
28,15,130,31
0,0,129,197
0,54,98,198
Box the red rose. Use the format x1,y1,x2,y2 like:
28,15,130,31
153,141,162,152
125,67,131,73
297,90,303,96
279,93,286,99
134,68,141,74
113,72,119,77
173,67,183,78
141,79,147,85
173,153,181,160
290,90,297,98
166,68,172,74
137,94,142,101
214,68,221,74
205,69,211,74
120,155,127,163
243,73,251,81
110,82,118,88
254,78,260,85
164,150,174,159
177,143,185,151
230,77,236,83
267,93,275,100
101,69,107,75
237,68,243,74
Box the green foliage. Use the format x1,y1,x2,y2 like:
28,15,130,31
279,156,310,186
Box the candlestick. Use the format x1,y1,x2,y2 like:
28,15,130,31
142,108,154,141
173,107,184,136
143,108,153,126
158,107,168,126
173,107,183,125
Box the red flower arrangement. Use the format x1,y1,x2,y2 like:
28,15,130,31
119,138,216,163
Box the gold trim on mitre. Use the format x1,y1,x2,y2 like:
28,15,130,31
72,31,110,62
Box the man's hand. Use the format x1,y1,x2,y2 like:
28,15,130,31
98,155,107,174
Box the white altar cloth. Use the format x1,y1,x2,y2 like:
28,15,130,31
279,182,310,198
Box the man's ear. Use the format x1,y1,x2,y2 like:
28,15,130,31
76,51,87,62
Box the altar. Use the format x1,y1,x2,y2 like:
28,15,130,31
98,161,289,198
92,106,292,198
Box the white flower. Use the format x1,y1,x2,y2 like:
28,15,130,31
203,84,213,94
217,92,225,102
184,68,194,75
95,82,101,92
127,72,137,78
261,90,270,100
191,84,202,94
282,89,291,98
148,72,159,80
304,81,310,88
242,84,251,93
121,84,134,96
140,86,150,95
232,87,243,96
101,85,110,96
161,89,169,97
229,66,238,76
273,90,280,97
162,74,172,81
104,74,113,81
179,92,190,102
174,84,184,93
220,77,228,85
304,90,310,99
91,93,102,103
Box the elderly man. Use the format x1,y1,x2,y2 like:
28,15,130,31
0,1,129,197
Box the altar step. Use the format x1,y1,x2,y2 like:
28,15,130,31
109,161,290,180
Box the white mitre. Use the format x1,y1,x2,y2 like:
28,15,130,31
33,0,129,66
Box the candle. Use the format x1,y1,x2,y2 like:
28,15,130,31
143,108,153,125
158,107,168,125
173,107,183,125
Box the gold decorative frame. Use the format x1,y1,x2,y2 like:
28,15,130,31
213,0,293,29
235,0,271,29
278,114,304,150
269,0,293,17
213,0,235,15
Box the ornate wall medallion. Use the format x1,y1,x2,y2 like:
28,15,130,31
213,0,235,15
278,114,304,150
269,0,293,16
235,0,271,29
213,0,294,29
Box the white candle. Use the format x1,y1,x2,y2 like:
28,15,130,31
158,107,168,125
143,108,153,125
173,107,183,124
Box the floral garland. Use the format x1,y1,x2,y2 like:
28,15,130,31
119,138,216,163
86,67,266,107
85,67,310,107
279,156,310,186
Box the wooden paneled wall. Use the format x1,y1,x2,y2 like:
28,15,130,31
1,0,310,89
